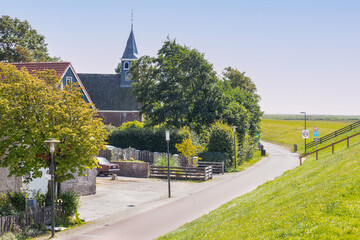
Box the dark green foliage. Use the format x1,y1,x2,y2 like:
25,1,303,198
57,191,81,226
131,39,225,133
198,152,229,164
0,191,27,217
206,122,238,170
108,124,191,154
0,15,59,62
6,191,26,212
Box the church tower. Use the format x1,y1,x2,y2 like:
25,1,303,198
120,20,138,87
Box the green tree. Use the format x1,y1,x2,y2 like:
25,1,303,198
222,67,262,137
0,15,59,62
130,38,225,132
206,121,238,169
0,63,107,183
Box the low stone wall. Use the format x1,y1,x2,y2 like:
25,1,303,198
0,167,22,194
111,161,150,178
60,168,97,196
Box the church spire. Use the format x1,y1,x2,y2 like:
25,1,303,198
121,10,138,60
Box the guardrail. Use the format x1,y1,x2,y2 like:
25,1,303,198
299,132,360,165
306,120,360,149
150,166,213,181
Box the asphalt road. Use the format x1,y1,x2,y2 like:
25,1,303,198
56,142,299,240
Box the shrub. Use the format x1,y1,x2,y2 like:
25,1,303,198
175,133,203,167
198,152,229,163
206,121,238,170
57,191,81,226
0,232,16,240
119,120,144,130
108,125,192,154
154,155,179,167
6,191,27,213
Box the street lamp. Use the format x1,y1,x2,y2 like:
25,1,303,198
300,112,307,154
165,130,171,198
44,138,60,238
233,126,237,169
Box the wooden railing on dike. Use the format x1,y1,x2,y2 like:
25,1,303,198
306,120,360,149
299,131,360,165
150,166,213,181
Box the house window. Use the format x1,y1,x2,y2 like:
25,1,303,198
124,61,130,70
66,76,72,84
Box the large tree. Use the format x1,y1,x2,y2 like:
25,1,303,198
130,39,225,132
221,67,262,139
0,63,107,183
0,15,58,62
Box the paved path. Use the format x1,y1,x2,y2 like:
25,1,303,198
53,142,299,240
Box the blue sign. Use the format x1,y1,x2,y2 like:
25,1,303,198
313,130,319,137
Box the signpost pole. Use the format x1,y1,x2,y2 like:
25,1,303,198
300,112,307,154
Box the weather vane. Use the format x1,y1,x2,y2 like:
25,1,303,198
131,9,134,30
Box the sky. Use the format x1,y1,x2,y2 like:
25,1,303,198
1,0,360,115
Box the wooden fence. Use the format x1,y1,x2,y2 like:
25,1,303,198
306,120,360,149
299,132,360,165
198,161,224,175
150,166,213,181
0,206,52,234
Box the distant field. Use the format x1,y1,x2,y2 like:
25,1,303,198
263,114,360,121
260,119,354,152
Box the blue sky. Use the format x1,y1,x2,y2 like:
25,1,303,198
2,0,360,115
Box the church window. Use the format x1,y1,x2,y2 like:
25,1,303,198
124,61,130,70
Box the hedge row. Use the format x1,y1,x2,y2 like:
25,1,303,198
108,127,189,154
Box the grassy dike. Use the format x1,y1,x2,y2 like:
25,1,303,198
158,120,360,239
260,119,351,152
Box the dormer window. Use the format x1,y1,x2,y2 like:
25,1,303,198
124,61,130,70
66,76,72,84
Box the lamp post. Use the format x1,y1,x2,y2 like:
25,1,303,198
165,131,171,198
44,138,60,238
233,126,237,169
300,112,307,154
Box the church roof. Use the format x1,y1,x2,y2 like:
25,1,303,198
121,30,138,60
78,73,140,111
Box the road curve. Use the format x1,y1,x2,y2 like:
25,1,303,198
60,142,299,240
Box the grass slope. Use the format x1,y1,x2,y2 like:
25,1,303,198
261,119,353,152
159,140,360,239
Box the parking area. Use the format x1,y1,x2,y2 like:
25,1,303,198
78,176,202,222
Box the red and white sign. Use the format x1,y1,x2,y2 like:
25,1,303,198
313,126,318,131
302,130,309,139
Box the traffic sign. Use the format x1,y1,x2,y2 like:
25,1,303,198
314,137,319,142
313,125,318,131
302,130,309,139
313,130,319,137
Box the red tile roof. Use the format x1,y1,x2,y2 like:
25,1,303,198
12,62,71,77
11,62,94,105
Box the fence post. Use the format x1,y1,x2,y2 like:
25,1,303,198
332,143,334,154
316,151,318,160
347,137,350,148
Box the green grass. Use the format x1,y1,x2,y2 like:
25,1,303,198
158,138,360,239
260,119,353,152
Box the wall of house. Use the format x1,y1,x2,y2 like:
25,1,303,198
0,167,22,194
60,168,97,196
98,111,142,127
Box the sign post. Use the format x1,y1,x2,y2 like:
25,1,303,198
313,126,319,149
